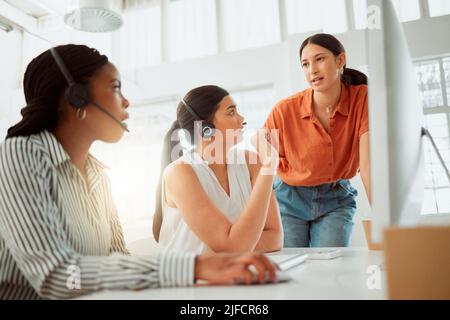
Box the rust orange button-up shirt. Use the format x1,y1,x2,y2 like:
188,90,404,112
264,84,369,187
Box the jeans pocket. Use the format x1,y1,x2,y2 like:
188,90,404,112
337,180,358,197
273,177,284,191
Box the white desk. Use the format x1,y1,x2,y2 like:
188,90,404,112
79,247,386,300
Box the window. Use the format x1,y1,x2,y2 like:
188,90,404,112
422,114,450,214
353,0,368,30
1,28,23,138
356,64,370,78
414,57,450,214
286,0,347,34
391,0,420,22
444,58,450,103
415,60,444,108
68,30,112,58
91,99,178,243
229,85,276,150
428,0,450,17
221,0,280,51
168,0,217,61
117,5,161,71
353,0,420,30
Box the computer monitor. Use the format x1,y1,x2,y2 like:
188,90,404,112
366,0,425,242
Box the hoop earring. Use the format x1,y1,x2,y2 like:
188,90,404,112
76,108,86,120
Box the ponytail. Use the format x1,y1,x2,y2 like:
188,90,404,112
6,96,60,139
152,85,229,242
342,67,367,86
152,120,182,242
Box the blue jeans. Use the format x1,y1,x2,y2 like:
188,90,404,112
274,177,357,247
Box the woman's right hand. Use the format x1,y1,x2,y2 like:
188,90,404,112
194,252,278,285
250,129,279,175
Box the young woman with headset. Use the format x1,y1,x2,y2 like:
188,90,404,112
152,85,283,254
0,45,278,300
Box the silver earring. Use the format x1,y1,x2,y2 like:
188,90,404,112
340,68,344,75
76,108,86,120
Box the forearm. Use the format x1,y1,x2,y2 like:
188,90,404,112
223,174,274,252
360,168,372,204
38,251,195,299
359,133,372,205
360,168,379,249
254,229,283,252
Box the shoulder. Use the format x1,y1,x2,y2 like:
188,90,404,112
268,89,310,123
348,84,368,101
1,135,35,153
349,85,368,120
164,159,198,187
0,135,46,172
275,90,309,111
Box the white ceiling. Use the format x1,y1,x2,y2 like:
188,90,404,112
3,0,73,18
1,0,161,20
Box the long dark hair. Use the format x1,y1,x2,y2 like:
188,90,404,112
6,44,108,139
299,33,367,86
152,85,229,241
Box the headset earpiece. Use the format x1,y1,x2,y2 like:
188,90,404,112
51,47,90,109
201,122,215,139
181,99,216,139
65,83,90,109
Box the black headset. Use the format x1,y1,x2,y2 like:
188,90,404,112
50,47,129,132
181,99,215,139
50,47,90,109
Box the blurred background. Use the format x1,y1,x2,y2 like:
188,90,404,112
0,0,449,246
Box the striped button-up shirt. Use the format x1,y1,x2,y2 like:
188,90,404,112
0,130,195,300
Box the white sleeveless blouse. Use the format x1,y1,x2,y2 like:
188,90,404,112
159,149,252,254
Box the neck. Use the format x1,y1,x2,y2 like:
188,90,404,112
52,122,93,174
198,140,230,167
313,81,342,113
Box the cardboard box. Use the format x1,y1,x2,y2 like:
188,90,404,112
384,226,450,300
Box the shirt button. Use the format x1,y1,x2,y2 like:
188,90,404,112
328,163,332,167
327,178,331,181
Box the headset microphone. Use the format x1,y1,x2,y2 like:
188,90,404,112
90,101,129,132
50,47,129,132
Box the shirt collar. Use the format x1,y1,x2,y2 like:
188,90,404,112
299,89,314,119
36,130,70,167
299,84,350,119
35,130,108,171
335,84,349,117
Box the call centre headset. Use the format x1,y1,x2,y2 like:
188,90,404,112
50,47,129,132
180,99,215,139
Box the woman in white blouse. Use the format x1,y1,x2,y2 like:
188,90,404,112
153,85,283,254
0,45,277,300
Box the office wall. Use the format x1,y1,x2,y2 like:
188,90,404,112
0,29,23,137
123,16,449,246
1,14,449,246
130,16,450,102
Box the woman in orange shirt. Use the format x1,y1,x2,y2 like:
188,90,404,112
264,33,371,247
